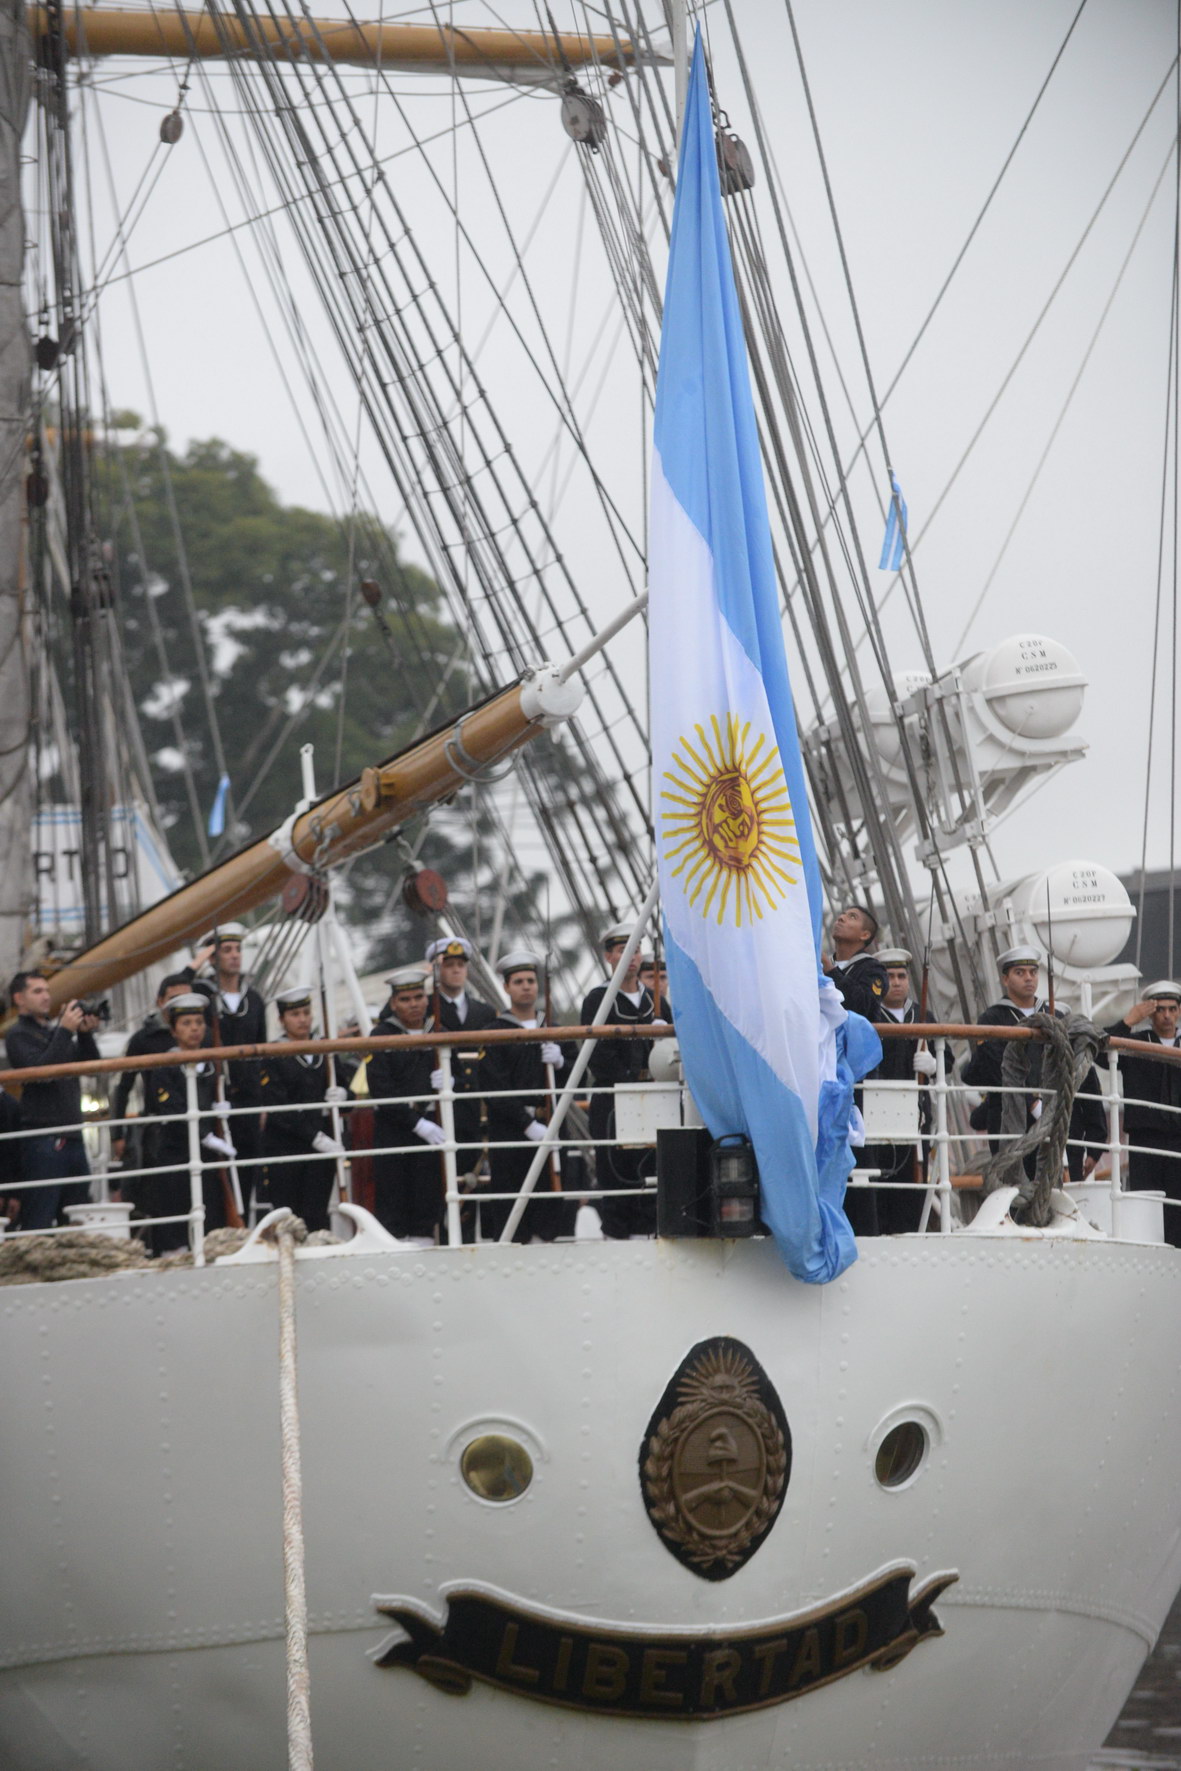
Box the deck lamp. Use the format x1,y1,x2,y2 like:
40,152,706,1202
709,1134,760,1237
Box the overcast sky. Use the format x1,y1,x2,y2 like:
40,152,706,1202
44,0,1181,930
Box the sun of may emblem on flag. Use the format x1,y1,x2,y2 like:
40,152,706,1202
661,714,801,928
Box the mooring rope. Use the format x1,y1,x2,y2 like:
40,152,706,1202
981,1013,1103,1226
268,1208,314,1771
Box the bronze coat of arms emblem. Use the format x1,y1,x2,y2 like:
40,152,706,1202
639,1337,791,1581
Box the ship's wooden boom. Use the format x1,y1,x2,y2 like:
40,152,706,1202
41,677,562,1013
27,6,651,78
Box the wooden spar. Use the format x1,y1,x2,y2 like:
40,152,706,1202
26,7,651,77
40,680,549,1012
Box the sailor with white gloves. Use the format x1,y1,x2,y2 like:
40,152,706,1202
366,967,449,1245
144,992,231,1254
257,985,348,1234
579,922,662,1241
859,949,935,1235
426,936,499,1236
479,951,572,1244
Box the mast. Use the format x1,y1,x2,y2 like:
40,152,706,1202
0,0,30,976
25,8,654,79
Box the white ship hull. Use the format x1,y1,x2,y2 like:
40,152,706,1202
2,1232,1179,1769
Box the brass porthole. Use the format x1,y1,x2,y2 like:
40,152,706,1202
874,1420,928,1490
460,1434,534,1503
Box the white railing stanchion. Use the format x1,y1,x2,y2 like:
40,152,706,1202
1106,1050,1123,1234
934,1037,953,1234
437,1047,462,1247
185,1064,206,1265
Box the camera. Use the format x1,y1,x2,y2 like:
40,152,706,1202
76,998,111,1022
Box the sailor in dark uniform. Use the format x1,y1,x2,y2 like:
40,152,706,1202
184,923,268,1218
367,966,445,1245
1103,981,1181,1245
110,972,201,1217
962,946,1104,1182
581,921,663,1240
426,936,497,1175
481,950,570,1244
258,985,345,1233
862,948,935,1234
144,993,235,1253
823,905,888,1021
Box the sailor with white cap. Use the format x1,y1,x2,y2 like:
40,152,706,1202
366,965,446,1245
425,937,497,1233
579,918,661,1240
861,947,934,1234
963,943,1105,1183
110,972,203,1180
183,921,268,1217
143,993,229,1253
257,986,345,1234
1103,981,1181,1243
480,950,571,1243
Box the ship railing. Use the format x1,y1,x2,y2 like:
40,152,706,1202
0,1022,1177,1256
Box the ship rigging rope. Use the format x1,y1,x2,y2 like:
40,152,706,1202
81,72,238,833
781,0,937,674
952,138,1176,660
204,0,653,924
84,10,574,908
863,48,1180,633
797,0,1092,507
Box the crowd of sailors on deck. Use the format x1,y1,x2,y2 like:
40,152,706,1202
2,908,1180,1250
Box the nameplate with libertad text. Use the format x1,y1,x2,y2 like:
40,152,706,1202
372,1564,957,1721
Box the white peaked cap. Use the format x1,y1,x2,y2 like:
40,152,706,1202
600,920,634,945
198,921,247,947
496,949,542,976
1145,980,1181,1000
274,985,314,1010
876,948,912,967
998,945,1040,970
163,992,209,1020
385,965,428,991
425,936,472,963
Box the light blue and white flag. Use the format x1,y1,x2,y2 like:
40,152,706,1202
207,772,231,839
879,472,908,571
648,33,880,1283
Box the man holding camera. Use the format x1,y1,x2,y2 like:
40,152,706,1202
5,971,102,1230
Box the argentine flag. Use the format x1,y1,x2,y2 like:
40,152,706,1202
649,34,881,1283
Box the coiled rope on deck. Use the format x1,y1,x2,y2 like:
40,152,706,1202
981,1012,1103,1226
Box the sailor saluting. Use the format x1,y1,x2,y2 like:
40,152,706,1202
184,922,268,1218
1102,981,1181,1245
258,985,347,1235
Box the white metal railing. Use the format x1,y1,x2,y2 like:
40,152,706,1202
0,1025,1177,1253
